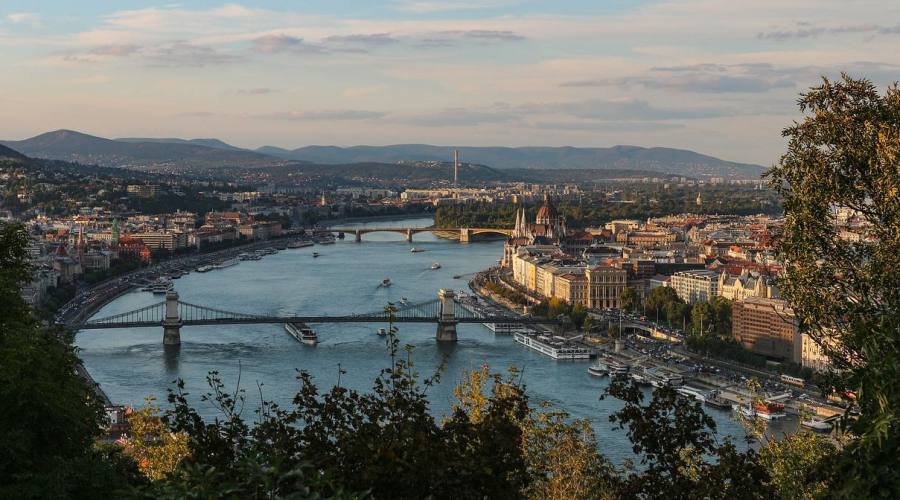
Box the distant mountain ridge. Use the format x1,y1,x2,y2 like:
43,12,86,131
0,130,283,169
116,137,246,151
1,130,764,178
256,144,764,179
0,144,28,161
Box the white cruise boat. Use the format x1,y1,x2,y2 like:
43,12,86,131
484,322,524,335
288,240,314,249
214,258,239,270
800,417,833,432
147,278,174,295
588,360,609,377
410,247,425,253
513,333,591,360
676,386,707,402
284,322,317,346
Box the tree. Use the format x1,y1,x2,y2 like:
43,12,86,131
0,222,142,497
767,75,900,496
120,398,191,480
603,378,772,498
758,432,837,500
619,287,641,312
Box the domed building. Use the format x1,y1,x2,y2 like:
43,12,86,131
502,194,567,266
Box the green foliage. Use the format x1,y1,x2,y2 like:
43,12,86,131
690,297,731,338
767,75,900,496
619,286,641,312
758,432,837,499
0,222,142,497
433,186,781,229
532,297,588,328
604,378,772,498
685,336,768,369
483,279,531,306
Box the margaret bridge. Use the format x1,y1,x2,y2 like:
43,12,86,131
326,226,514,243
75,289,559,345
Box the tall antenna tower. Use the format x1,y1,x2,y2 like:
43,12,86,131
453,150,459,187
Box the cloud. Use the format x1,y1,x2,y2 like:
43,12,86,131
146,41,240,67
394,1,520,14
563,63,800,94
88,44,142,57
257,110,386,121
412,29,525,47
176,111,216,117
7,12,40,25
323,33,398,46
250,34,325,54
531,121,684,132
757,23,900,41
399,108,519,126
238,87,279,95
525,98,731,121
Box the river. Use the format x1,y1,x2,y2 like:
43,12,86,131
76,216,784,463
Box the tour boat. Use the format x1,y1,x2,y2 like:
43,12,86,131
705,392,732,410
587,361,609,377
214,258,239,270
288,240,313,249
732,404,756,419
377,328,387,337
410,247,425,253
676,386,707,402
148,278,174,295
284,322,318,346
752,401,787,420
399,297,409,305
800,417,833,432
196,265,214,273
430,262,441,270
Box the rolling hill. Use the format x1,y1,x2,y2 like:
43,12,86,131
2,130,765,178
0,130,286,169
256,144,765,179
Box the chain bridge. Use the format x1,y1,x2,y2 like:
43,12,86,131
75,289,557,345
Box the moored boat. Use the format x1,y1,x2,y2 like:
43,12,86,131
705,392,732,410
752,401,787,420
214,258,239,270
800,418,833,432
588,361,608,377
148,278,174,295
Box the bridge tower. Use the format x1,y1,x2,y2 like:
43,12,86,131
162,290,182,346
435,288,458,341
459,228,470,243
354,230,361,243
406,228,413,242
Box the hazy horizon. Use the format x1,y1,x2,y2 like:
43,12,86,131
2,1,899,165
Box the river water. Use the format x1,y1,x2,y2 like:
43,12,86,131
76,216,781,463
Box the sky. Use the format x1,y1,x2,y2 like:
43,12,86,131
1,1,899,165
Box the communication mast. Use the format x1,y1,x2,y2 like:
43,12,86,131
453,150,459,187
